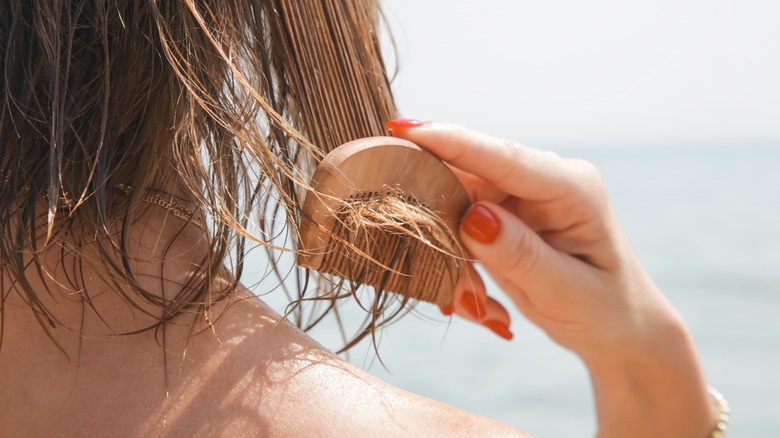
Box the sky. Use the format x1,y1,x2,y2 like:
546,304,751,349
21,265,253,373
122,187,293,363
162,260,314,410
381,0,780,148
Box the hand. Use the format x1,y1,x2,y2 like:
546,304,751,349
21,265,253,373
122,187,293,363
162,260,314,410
388,120,715,437
388,119,677,358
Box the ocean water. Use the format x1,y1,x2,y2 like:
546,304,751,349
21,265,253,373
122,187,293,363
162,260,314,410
250,143,780,437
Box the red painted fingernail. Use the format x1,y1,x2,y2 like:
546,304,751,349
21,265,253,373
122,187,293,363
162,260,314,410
439,302,454,316
459,291,483,320
484,320,514,340
461,204,501,244
386,118,425,133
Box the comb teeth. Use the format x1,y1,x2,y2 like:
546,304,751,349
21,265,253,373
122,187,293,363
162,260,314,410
297,137,472,308
317,191,459,305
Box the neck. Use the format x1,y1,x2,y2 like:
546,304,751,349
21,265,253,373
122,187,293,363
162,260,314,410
1,201,225,359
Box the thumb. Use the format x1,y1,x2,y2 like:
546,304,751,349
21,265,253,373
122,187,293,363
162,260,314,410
459,202,581,302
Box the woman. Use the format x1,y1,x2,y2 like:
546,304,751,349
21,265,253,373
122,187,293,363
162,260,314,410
0,1,722,436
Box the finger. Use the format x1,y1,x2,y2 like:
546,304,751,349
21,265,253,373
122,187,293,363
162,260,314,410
459,201,591,306
448,166,509,205
480,263,551,329
480,296,514,341
450,263,489,322
389,120,579,201
443,263,502,322
439,263,514,340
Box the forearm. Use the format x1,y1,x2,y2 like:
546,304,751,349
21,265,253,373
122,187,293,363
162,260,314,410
390,121,720,437
585,315,716,438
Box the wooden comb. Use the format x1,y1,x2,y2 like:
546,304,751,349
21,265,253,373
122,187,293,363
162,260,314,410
298,137,471,306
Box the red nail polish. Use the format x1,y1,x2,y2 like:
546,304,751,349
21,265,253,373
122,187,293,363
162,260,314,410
439,302,454,316
386,118,425,133
461,204,501,244
484,320,514,340
459,291,483,320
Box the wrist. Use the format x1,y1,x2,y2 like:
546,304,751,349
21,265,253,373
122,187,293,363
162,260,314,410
584,316,716,438
581,296,689,368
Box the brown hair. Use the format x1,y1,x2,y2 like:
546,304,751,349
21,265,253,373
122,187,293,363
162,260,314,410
0,0,407,352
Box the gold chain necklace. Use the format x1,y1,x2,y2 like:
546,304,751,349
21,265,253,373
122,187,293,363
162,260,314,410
114,184,204,228
1,170,204,228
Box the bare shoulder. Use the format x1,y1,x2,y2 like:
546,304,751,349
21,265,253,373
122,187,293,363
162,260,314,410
0,274,529,437
151,287,532,437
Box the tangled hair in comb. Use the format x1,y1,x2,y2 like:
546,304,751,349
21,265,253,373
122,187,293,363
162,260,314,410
313,195,460,352
0,0,460,353
326,191,460,304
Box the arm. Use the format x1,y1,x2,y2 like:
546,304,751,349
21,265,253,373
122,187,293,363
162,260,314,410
388,120,718,438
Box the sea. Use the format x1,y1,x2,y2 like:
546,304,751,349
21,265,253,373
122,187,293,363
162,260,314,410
248,143,780,437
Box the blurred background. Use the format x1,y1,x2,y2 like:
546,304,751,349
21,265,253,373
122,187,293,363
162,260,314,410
253,1,780,436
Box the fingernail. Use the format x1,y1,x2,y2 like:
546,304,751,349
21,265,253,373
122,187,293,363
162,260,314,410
386,118,426,133
439,302,454,316
461,204,501,244
459,291,483,320
484,320,514,340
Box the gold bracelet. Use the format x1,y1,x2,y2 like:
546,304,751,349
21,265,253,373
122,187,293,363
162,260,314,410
708,386,730,438
594,386,730,438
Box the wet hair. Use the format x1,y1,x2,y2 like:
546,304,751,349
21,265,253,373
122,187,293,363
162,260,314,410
0,0,455,354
